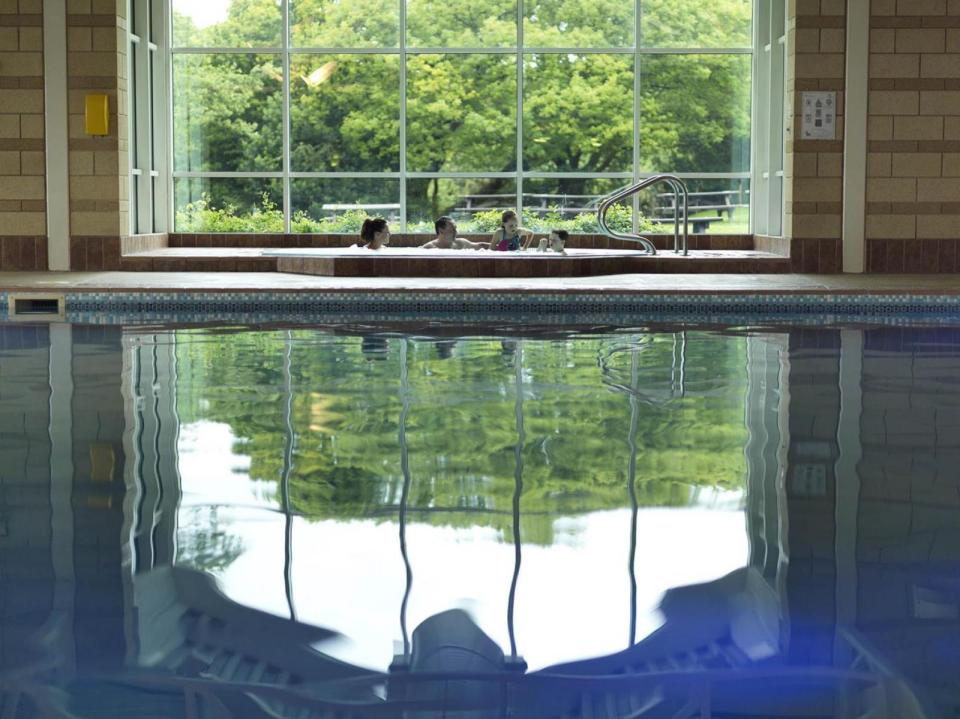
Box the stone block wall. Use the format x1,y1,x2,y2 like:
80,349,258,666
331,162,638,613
866,0,960,271
785,0,846,273
66,0,128,270
0,0,46,270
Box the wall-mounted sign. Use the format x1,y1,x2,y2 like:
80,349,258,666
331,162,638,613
801,91,836,140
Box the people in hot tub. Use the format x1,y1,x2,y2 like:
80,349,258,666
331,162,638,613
420,216,487,250
490,210,534,252
359,217,391,249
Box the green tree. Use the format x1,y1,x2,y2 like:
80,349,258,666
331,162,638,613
174,329,749,553
170,0,753,230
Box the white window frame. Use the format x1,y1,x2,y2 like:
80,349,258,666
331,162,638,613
751,0,786,237
146,0,765,234
129,0,170,234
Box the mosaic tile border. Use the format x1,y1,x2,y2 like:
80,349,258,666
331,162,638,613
5,290,960,327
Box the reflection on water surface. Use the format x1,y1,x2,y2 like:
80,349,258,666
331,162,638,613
0,323,957,718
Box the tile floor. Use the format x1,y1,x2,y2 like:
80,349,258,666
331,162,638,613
2,271,960,295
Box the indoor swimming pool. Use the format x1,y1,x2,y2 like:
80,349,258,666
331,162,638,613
0,320,957,718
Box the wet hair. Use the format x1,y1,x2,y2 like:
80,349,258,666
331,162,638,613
500,210,518,228
360,217,388,245
551,229,569,242
435,216,454,234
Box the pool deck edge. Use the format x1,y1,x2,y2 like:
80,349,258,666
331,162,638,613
3,271,960,296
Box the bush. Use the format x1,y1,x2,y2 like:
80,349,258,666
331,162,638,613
175,194,660,236
175,193,284,233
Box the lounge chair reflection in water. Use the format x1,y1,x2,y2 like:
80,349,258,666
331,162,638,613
119,565,775,717
29,565,914,719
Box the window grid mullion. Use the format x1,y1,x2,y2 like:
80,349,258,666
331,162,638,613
164,3,758,232
399,0,407,232
282,0,291,233
515,0,523,224
633,0,642,234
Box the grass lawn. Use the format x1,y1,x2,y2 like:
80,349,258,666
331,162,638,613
702,205,750,234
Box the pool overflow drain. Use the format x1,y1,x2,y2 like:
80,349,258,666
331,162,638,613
8,294,66,320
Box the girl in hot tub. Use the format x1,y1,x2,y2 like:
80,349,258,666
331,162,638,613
359,217,391,250
489,210,534,252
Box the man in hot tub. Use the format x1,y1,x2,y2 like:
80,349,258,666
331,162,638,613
420,216,487,250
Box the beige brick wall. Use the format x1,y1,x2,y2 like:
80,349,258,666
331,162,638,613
867,0,960,270
785,0,846,272
0,0,45,238
67,0,128,241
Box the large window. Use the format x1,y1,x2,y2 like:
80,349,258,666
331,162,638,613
161,0,755,234
129,0,169,234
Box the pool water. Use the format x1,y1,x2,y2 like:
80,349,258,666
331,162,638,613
0,322,957,718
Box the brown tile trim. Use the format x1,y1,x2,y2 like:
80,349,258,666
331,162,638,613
865,238,960,274
793,140,845,153
795,79,846,91
0,139,44,151
868,141,919,152
66,14,118,27
872,15,960,28
869,78,958,91
818,202,843,214
0,77,44,88
871,16,923,28
0,236,45,271
787,237,845,274
67,77,118,90
69,237,85,270
70,200,122,212
921,16,960,27
21,200,46,212
68,138,119,151
797,16,845,28
919,141,960,152
0,15,42,27
865,202,942,215
940,238,958,272
894,202,943,214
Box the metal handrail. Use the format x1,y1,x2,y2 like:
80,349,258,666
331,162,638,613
596,175,690,256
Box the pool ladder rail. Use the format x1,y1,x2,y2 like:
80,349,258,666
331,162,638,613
596,175,690,257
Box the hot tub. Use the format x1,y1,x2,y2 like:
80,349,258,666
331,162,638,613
264,246,653,278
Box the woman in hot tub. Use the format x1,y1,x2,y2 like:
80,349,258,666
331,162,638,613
359,217,391,249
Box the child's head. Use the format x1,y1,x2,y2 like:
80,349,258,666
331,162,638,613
435,215,456,238
360,217,389,246
549,229,568,251
500,210,518,232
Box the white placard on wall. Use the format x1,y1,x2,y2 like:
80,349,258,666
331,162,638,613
801,91,836,140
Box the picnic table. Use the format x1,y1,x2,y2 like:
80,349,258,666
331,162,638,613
655,189,748,220
457,192,602,216
649,216,725,234
321,203,401,212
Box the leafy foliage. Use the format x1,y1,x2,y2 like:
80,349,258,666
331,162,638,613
175,330,749,550
171,0,752,232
